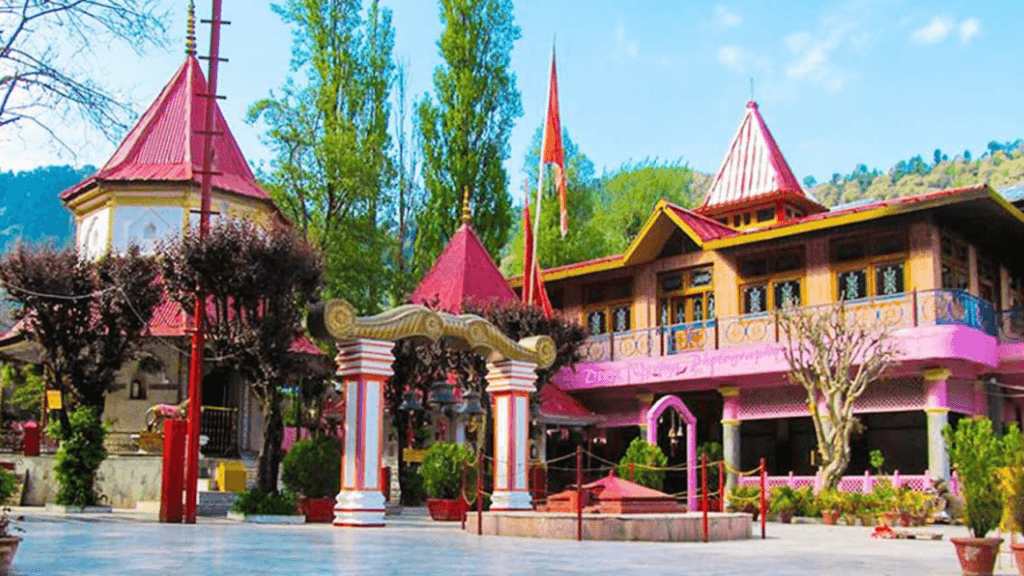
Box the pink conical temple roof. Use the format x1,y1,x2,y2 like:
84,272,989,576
409,223,517,313
697,101,823,214
61,56,272,204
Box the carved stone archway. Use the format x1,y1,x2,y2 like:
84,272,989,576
644,395,697,511
307,300,556,526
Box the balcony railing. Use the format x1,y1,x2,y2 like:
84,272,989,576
580,288,999,363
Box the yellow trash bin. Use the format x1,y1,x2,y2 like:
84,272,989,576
216,461,247,493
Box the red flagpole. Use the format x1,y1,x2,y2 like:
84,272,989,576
184,0,225,524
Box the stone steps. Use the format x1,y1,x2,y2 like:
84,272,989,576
197,491,237,517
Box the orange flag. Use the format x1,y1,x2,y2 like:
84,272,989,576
522,179,553,317
539,48,568,237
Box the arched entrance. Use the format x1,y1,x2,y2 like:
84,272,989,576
644,395,696,511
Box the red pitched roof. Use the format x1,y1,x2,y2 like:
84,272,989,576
664,203,737,241
697,101,823,214
410,224,517,313
537,382,598,420
61,56,272,204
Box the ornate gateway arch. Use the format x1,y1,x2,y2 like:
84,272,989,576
308,300,556,526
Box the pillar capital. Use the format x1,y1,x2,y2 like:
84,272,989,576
721,418,741,426
636,392,655,405
335,339,395,379
924,407,950,415
718,386,740,397
484,360,537,395
920,367,951,383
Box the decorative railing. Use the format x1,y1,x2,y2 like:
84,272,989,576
738,470,956,495
998,308,1024,343
200,406,239,458
581,289,999,363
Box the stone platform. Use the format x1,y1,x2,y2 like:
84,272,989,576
465,511,751,542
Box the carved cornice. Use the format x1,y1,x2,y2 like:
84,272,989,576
307,299,556,368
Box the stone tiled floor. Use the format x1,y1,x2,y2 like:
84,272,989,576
6,508,1022,575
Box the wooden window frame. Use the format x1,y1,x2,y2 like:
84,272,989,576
940,231,970,292
831,231,910,301
738,250,806,314
658,266,715,326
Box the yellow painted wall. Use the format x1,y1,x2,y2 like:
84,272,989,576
908,217,940,291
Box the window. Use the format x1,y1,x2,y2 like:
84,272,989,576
743,213,752,226
756,208,775,222
733,215,741,227
831,232,908,301
940,233,969,291
129,379,146,400
738,250,804,313
584,279,633,335
658,266,715,326
718,218,729,225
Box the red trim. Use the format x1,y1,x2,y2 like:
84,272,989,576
355,381,365,490
333,523,385,528
508,394,516,491
340,382,347,490
377,378,385,494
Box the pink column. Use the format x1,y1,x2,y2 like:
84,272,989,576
923,368,951,480
485,360,537,511
973,381,987,417
334,339,394,527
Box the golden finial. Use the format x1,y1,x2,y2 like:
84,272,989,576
461,187,471,226
185,0,197,56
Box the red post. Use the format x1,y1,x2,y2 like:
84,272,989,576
460,463,467,530
718,460,725,512
702,452,709,543
760,457,766,539
184,0,226,525
576,445,583,542
22,421,39,457
160,419,187,523
476,451,483,536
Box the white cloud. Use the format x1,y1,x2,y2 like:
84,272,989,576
615,22,639,59
911,16,953,44
717,45,746,71
782,22,856,94
714,5,742,30
959,18,981,42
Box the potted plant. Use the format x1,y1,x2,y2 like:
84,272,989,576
229,489,303,524
281,435,341,523
1001,425,1024,576
944,417,1005,576
859,494,880,527
816,488,841,525
726,485,763,521
872,478,900,527
770,486,799,523
0,467,21,571
419,442,474,521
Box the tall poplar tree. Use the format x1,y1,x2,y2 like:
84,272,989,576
415,0,522,269
248,0,395,314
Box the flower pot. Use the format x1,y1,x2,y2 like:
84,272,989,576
299,497,336,523
426,498,467,522
899,512,913,527
860,514,877,527
778,511,794,524
878,511,900,527
744,507,759,522
950,537,1002,576
1010,541,1024,576
0,536,20,571
822,510,840,525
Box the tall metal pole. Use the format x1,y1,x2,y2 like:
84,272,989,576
184,0,226,524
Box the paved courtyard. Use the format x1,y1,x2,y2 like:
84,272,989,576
6,508,1022,575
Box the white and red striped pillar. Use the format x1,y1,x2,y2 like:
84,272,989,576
334,339,394,527
485,359,537,511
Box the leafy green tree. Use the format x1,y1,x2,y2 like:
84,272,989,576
502,127,609,272
0,166,91,247
415,0,522,268
49,405,108,507
964,149,972,162
0,363,44,422
802,175,817,188
596,159,699,252
161,220,324,494
617,438,668,490
249,0,395,314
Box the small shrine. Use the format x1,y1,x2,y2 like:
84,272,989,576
545,470,682,514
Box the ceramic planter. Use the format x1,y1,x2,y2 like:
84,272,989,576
299,497,336,523
777,510,794,524
426,498,467,522
1010,541,1024,576
950,536,1002,576
0,536,20,572
822,510,840,525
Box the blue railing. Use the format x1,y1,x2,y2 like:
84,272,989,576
580,288,1000,363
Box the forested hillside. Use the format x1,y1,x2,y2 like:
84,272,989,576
803,140,1024,207
0,165,90,248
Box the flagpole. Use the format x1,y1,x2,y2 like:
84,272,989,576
532,41,555,298
523,177,535,305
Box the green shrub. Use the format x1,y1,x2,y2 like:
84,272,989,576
48,405,108,507
815,488,841,513
281,436,340,498
231,489,298,515
794,485,817,516
943,417,1005,538
726,484,763,512
419,443,475,500
770,486,798,516
0,468,17,506
617,438,668,491
1004,426,1024,536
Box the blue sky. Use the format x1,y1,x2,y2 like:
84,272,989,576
2,1,1021,188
